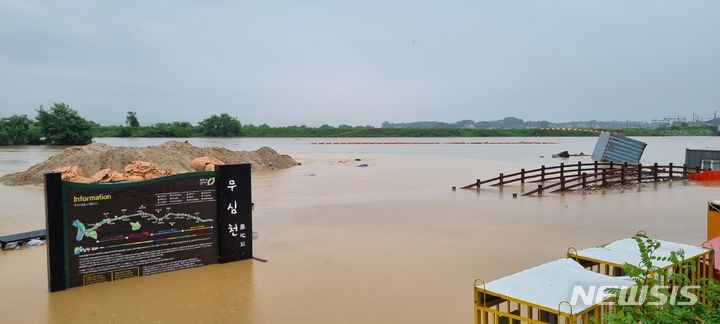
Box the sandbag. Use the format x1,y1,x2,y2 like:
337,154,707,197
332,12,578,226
52,166,94,183
90,168,127,183
190,156,224,172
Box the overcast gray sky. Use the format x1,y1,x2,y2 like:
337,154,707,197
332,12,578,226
1,1,719,126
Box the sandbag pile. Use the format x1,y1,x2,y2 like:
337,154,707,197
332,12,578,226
0,141,298,186
123,161,175,181
52,160,178,183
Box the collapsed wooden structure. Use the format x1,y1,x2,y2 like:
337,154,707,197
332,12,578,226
460,161,702,196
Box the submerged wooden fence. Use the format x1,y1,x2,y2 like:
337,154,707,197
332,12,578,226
460,161,701,196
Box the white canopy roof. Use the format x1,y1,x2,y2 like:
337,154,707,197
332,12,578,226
479,258,634,314
710,200,720,209
573,238,709,269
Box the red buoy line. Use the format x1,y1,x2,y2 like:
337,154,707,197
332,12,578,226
310,141,560,145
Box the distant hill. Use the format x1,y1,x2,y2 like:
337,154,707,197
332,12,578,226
381,117,694,130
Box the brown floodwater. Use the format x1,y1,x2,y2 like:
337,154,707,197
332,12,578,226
0,137,719,323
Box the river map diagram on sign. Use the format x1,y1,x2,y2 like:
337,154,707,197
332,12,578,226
71,206,215,255
62,173,220,288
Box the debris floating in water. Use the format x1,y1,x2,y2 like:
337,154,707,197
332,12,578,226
27,239,44,246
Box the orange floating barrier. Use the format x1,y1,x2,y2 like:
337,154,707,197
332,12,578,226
310,141,560,145
689,171,720,181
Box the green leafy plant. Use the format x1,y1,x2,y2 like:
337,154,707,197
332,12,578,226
602,236,720,323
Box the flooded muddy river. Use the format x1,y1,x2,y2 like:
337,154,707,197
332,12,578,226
1,137,718,323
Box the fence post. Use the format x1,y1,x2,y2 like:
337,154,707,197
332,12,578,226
621,164,626,185
541,165,546,181
560,176,565,191
582,172,587,188
683,164,688,177
560,163,565,177
654,163,658,182
520,169,525,184
537,184,543,195
594,161,598,174
577,161,582,177
499,173,504,186
669,163,673,178
602,169,607,186
476,179,481,190
637,163,643,183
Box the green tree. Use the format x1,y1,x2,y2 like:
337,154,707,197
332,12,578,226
198,113,243,137
125,111,140,127
0,115,32,145
35,103,93,145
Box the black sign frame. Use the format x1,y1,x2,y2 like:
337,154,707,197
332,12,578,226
44,163,252,292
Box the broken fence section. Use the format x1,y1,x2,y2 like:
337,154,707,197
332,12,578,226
460,161,702,196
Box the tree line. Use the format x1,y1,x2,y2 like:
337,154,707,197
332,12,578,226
0,103,245,145
0,103,94,145
1,103,717,145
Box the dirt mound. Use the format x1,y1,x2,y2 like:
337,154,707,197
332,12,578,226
0,141,298,186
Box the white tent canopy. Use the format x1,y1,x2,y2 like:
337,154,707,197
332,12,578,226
573,238,709,269
479,258,634,314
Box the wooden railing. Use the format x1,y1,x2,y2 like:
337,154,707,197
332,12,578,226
460,161,701,196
